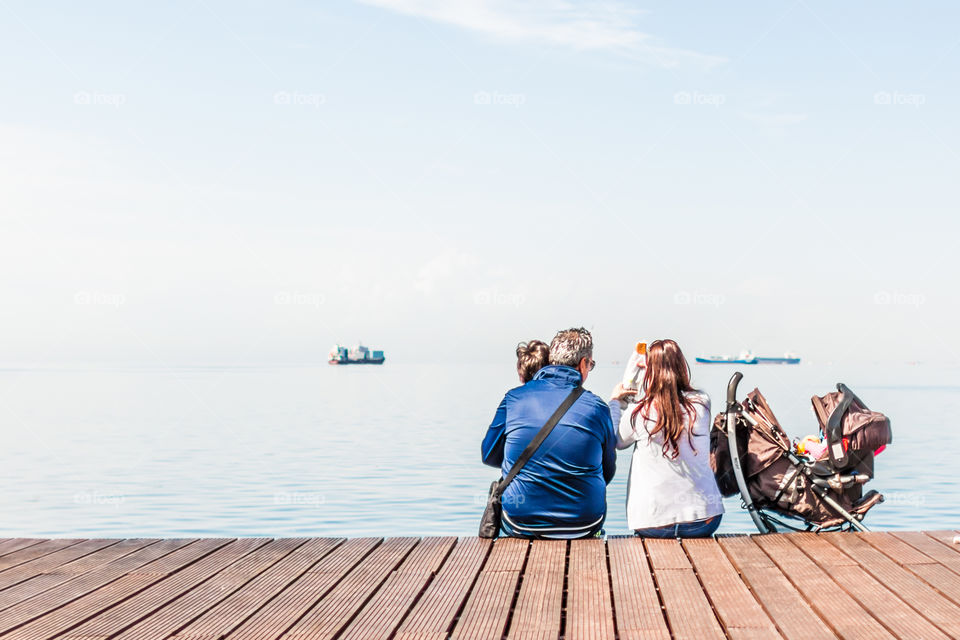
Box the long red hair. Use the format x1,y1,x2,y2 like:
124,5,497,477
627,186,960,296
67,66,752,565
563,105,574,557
630,339,704,459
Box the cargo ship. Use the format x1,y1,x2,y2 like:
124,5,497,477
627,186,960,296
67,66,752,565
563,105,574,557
695,351,800,365
329,343,385,365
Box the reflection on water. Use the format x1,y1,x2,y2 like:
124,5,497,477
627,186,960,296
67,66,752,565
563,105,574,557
0,362,956,537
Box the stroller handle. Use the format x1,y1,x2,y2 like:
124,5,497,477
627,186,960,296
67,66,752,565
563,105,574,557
724,371,775,534
726,371,743,410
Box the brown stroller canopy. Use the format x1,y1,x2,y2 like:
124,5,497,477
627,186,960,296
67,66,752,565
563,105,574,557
710,389,788,496
812,389,892,455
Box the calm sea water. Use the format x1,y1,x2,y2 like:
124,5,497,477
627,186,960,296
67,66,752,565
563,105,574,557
0,362,956,537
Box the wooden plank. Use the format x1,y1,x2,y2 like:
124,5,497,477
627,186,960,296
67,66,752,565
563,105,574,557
922,530,960,574
449,537,529,640
923,530,960,553
644,537,691,570
85,539,199,574
718,535,836,640
223,537,381,640
394,537,490,640
0,538,198,635
10,538,247,640
607,537,669,640
757,534,891,640
683,537,780,638
59,538,280,639
338,572,428,640
821,563,948,640
167,538,342,640
505,540,564,640
481,537,528,572
859,532,937,565
565,538,615,640
128,540,233,577
0,539,82,573
654,571,726,640
0,539,160,612
0,540,118,592
393,537,456,575
280,537,419,639
719,535,780,567
0,541,44,561
644,539,723,640
773,532,855,567
340,537,457,640
51,539,161,576
111,538,323,640
861,532,960,607
824,531,960,637
800,533,949,640
0,539,228,639
449,570,519,640
892,532,960,572
906,563,960,607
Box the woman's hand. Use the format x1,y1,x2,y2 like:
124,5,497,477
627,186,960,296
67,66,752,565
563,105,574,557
610,383,638,403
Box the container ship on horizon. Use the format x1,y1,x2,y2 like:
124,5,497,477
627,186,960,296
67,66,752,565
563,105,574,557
329,343,385,365
696,350,800,365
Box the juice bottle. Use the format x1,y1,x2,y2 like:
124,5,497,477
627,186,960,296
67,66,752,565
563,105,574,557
618,342,647,408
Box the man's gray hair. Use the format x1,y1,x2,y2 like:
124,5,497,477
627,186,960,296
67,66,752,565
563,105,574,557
548,327,593,368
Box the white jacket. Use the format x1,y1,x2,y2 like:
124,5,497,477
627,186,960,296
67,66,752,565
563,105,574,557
610,391,724,530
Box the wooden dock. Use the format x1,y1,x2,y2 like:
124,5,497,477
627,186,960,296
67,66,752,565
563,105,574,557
0,532,957,639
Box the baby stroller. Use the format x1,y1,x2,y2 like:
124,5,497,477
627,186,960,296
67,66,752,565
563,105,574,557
711,372,892,533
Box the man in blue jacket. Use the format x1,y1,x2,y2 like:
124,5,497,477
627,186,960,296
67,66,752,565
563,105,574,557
481,327,616,538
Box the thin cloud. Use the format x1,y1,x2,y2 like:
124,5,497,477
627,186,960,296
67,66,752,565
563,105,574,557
356,0,726,68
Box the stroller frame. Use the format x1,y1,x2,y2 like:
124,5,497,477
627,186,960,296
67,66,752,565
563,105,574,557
724,372,876,534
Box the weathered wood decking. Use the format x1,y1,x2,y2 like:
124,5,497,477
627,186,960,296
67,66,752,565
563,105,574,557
0,532,957,639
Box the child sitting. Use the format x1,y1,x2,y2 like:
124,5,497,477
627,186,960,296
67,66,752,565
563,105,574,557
516,340,550,383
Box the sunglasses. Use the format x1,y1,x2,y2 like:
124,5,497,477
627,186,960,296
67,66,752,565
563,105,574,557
587,358,596,371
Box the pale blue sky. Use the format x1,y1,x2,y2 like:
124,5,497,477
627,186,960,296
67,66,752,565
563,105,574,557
1,1,957,365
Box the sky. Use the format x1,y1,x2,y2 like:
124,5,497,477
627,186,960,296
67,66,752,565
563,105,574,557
1,0,958,366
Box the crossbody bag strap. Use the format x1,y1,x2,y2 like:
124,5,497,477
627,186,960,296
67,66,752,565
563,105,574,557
494,385,585,498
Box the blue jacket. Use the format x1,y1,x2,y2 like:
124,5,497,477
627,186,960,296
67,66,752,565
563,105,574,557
481,365,617,532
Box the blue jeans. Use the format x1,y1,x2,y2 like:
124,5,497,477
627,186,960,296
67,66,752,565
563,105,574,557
634,515,721,539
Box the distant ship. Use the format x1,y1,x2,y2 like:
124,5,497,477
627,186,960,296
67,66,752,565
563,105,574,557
329,343,385,365
695,350,800,365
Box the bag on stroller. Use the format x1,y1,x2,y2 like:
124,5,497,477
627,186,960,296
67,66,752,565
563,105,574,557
710,372,892,532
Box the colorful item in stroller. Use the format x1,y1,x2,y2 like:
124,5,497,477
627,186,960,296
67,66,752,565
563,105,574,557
710,372,892,533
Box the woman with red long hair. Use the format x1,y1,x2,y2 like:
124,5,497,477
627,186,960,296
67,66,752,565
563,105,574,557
609,339,724,537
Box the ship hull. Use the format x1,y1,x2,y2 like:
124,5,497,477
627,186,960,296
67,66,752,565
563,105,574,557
695,357,799,365
328,358,385,365
696,357,757,365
